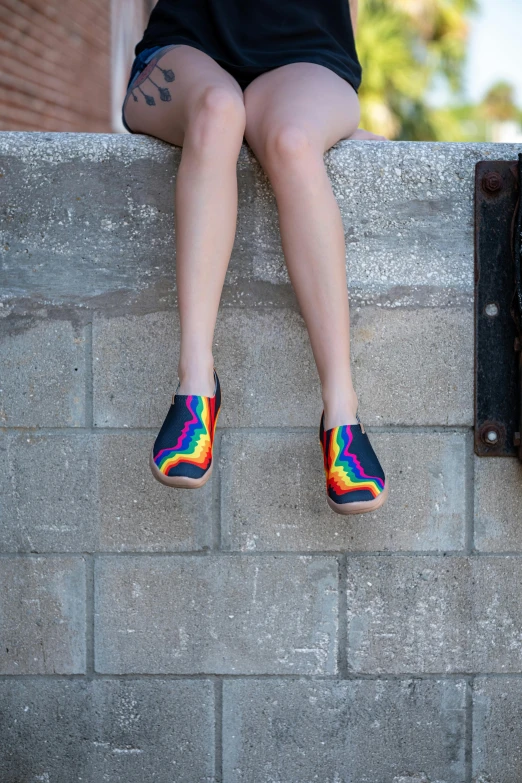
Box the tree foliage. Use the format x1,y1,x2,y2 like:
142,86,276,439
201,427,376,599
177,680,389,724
356,0,479,139
479,80,518,122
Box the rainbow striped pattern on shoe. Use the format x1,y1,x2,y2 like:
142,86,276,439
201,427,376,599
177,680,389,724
319,411,385,506
152,369,221,480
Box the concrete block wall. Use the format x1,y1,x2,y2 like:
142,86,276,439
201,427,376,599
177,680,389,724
1,132,522,782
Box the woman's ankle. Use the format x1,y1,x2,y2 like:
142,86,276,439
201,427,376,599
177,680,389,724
322,388,359,429
177,355,215,396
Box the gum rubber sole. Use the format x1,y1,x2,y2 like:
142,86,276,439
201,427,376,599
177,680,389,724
149,448,213,488
326,480,389,515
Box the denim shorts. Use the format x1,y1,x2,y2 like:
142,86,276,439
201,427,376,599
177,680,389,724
122,45,171,133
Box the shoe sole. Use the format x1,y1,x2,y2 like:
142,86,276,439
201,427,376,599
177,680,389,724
326,480,389,515
149,448,213,488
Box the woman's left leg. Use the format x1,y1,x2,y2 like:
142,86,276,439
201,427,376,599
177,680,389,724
243,62,367,430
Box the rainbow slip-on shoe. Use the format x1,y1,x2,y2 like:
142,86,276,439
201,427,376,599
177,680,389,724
149,368,221,488
319,408,388,515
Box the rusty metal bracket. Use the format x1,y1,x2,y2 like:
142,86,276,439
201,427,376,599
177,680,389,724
474,153,522,459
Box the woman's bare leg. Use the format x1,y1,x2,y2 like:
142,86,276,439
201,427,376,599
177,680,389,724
124,45,246,395
243,63,376,429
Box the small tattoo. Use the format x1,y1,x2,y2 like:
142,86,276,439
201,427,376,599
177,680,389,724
148,77,171,102
130,46,180,106
141,87,156,106
159,66,175,82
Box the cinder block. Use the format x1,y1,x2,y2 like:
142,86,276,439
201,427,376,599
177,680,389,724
0,678,215,783
473,677,522,782
93,308,321,428
223,678,466,782
220,430,467,552
93,311,178,428
474,456,522,551
97,432,214,552
351,306,473,425
346,556,522,674
0,556,86,674
213,308,321,427
0,318,86,426
0,431,97,552
95,555,338,674
0,430,214,554
471,557,522,672
346,556,472,674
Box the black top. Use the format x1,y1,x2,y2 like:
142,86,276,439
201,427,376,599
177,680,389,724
135,0,362,93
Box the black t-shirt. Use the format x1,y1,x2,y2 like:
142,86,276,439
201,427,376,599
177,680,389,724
135,0,362,92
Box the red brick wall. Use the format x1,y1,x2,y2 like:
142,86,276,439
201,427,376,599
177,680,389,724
0,0,112,132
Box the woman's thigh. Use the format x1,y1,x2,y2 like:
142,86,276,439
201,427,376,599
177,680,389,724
123,44,245,147
243,62,361,158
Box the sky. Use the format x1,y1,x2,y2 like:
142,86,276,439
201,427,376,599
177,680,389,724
428,0,522,107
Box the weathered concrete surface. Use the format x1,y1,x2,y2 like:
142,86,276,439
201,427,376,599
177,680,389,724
0,431,97,552
92,305,473,428
223,678,467,783
351,305,474,426
0,557,85,674
0,318,86,427
474,456,522,551
92,308,322,428
0,431,214,553
96,431,214,552
0,679,215,783
95,555,338,674
346,556,522,673
1,133,520,313
220,429,468,552
472,677,522,783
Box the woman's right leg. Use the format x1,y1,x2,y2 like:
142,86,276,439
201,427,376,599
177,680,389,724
123,45,246,395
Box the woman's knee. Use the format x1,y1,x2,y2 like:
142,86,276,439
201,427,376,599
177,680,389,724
257,123,320,170
187,85,246,152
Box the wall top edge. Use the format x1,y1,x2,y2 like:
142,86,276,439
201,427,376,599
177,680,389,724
0,131,521,167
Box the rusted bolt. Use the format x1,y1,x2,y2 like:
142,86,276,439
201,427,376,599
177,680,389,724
482,172,502,193
480,424,501,445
